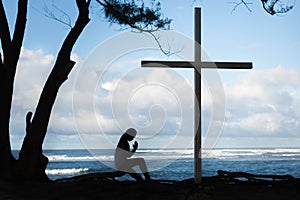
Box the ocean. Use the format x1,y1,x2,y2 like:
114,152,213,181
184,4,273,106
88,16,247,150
14,148,300,181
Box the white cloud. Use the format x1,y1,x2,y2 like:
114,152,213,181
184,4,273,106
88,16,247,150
13,48,54,110
222,66,300,138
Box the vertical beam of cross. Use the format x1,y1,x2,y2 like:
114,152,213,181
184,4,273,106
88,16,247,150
141,7,252,184
194,7,202,184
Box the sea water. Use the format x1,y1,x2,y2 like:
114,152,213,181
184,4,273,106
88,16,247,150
14,148,300,181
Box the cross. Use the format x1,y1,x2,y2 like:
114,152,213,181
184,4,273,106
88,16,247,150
141,7,252,184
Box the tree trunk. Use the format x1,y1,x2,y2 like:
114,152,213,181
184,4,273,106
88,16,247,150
0,68,16,179
0,0,28,179
16,0,91,180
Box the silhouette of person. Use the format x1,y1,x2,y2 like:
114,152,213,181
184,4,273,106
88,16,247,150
115,128,151,181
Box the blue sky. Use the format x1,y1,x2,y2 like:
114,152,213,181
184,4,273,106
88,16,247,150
3,0,300,149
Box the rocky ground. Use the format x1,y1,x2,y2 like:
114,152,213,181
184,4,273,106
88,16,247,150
1,173,299,200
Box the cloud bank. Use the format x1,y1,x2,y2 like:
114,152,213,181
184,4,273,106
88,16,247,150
10,47,300,149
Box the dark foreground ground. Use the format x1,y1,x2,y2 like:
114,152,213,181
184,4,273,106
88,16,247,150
1,172,300,200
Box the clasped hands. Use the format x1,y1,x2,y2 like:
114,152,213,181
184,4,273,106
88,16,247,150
132,141,138,152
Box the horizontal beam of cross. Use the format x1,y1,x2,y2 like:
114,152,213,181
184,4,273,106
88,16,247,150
142,61,252,69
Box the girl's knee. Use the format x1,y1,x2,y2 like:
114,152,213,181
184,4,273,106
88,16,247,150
137,157,146,164
138,157,145,161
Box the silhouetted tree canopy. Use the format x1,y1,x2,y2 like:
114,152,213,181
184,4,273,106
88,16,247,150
96,0,171,31
261,0,295,15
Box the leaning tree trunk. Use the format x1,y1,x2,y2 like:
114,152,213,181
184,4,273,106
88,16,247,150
15,0,91,180
0,66,16,179
0,0,28,179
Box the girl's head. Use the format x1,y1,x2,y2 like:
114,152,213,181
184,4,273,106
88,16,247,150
124,128,137,141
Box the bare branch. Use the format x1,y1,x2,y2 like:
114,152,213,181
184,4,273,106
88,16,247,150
148,32,174,56
38,3,72,28
230,0,253,14
144,31,183,56
45,4,72,28
55,0,91,71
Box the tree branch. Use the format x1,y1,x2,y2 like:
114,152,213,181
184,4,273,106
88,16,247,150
0,0,12,56
57,0,90,58
96,0,171,32
96,0,175,56
0,52,3,68
42,3,73,29
145,31,182,56
25,111,33,134
12,0,28,52
230,0,253,14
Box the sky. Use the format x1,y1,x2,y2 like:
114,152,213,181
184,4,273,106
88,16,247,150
3,0,300,149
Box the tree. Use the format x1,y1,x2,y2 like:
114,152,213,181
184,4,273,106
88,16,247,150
0,0,171,181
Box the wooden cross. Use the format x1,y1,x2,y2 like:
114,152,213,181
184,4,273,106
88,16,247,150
141,7,252,184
